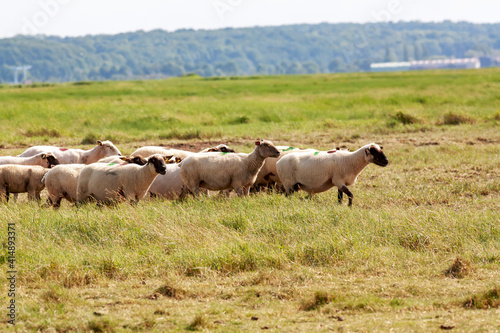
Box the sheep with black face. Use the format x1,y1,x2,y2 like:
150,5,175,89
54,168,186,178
76,154,167,205
43,155,149,208
276,143,388,206
180,139,280,196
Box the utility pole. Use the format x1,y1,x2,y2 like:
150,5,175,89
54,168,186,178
9,65,32,84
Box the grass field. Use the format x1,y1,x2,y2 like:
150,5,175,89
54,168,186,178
0,69,499,332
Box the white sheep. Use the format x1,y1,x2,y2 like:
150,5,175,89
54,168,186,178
96,155,148,165
0,165,51,202
0,152,60,168
42,164,86,208
276,143,389,206
148,163,186,199
76,154,167,204
43,155,153,208
180,139,280,196
18,140,122,164
254,146,315,189
131,144,235,159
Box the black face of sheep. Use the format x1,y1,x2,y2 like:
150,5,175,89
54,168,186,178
219,145,235,153
148,156,167,175
368,147,389,167
45,154,60,168
131,156,148,165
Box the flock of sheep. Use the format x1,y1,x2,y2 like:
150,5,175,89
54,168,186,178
0,139,389,207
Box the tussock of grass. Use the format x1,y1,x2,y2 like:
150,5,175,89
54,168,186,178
88,319,116,333
99,258,121,279
398,232,431,252
81,133,99,145
391,111,422,125
24,127,61,138
73,81,93,86
159,129,201,140
463,288,500,309
153,282,185,299
186,314,208,331
299,291,331,311
439,112,476,125
445,257,471,279
41,285,66,304
229,115,251,124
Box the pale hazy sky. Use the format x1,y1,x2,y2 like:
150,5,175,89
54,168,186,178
0,0,499,38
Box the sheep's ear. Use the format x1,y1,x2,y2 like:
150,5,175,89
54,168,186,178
380,146,384,150
119,156,127,161
41,154,47,159
365,148,370,156
207,148,217,152
97,140,102,146
163,155,173,161
255,139,261,146
175,157,182,163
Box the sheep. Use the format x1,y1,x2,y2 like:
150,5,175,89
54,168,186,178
180,139,280,196
97,155,148,165
254,146,315,190
148,162,185,199
199,144,235,153
18,140,122,164
76,154,167,205
276,143,389,206
131,144,235,159
0,165,51,202
43,155,152,208
0,152,60,168
42,164,86,208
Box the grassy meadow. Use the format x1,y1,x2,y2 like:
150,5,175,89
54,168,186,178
0,69,499,332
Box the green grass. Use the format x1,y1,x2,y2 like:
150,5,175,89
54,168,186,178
0,69,499,147
0,69,499,331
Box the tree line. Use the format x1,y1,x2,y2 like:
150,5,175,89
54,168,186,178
1,21,500,83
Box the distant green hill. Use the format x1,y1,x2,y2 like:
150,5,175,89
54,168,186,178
1,21,500,83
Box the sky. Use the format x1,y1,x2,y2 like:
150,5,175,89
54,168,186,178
0,0,499,38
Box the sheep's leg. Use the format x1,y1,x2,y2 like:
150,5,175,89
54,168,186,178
0,187,8,203
243,187,250,196
53,196,62,209
338,190,343,204
340,186,353,207
27,190,36,201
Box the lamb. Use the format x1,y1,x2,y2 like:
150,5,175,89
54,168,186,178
131,144,235,159
76,154,167,204
276,143,389,206
0,165,51,202
180,139,280,196
0,152,60,168
18,140,122,164
43,155,152,208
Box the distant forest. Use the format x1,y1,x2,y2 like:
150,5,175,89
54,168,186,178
1,21,500,83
